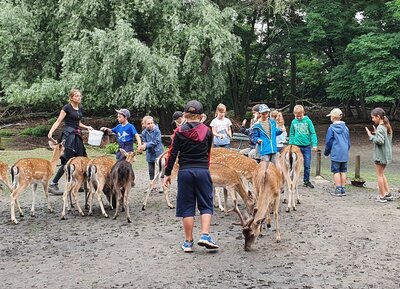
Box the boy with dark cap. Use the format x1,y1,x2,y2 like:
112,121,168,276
163,100,218,253
101,108,142,161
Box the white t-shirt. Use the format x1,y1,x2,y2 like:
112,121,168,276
210,117,232,135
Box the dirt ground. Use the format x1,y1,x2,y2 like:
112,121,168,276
1,120,400,288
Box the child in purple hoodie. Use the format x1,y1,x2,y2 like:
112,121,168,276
324,108,351,197
163,100,218,253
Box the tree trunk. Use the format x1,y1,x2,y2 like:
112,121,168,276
358,96,368,120
290,52,297,112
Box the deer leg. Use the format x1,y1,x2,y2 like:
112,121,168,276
274,197,281,242
84,181,89,210
214,187,224,212
223,187,229,215
16,199,24,217
96,182,108,218
125,189,131,223
43,182,53,213
286,187,292,213
113,191,120,220
31,183,38,216
61,187,69,220
88,181,95,216
73,185,85,217
10,186,26,224
163,185,174,209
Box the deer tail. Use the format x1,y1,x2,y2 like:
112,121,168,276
10,165,19,190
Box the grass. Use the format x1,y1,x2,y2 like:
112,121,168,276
0,129,14,137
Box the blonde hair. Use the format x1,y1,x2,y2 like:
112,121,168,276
270,110,278,119
293,105,305,115
68,89,81,103
141,115,153,129
215,103,227,117
276,112,285,127
184,112,202,122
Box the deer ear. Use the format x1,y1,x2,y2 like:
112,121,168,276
119,148,127,156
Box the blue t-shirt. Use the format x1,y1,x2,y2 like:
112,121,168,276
112,123,138,145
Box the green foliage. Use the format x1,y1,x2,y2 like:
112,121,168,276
0,129,14,137
105,142,119,154
20,124,51,137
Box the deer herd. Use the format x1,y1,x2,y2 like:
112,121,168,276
0,141,305,251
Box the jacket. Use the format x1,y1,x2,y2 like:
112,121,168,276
324,121,350,162
369,124,392,164
165,122,213,176
141,125,164,163
251,118,282,156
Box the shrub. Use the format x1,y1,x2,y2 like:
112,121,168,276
21,124,51,137
105,142,119,154
0,129,14,137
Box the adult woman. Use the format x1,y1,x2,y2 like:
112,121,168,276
47,89,93,195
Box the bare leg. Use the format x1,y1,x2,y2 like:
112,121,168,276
200,214,212,235
183,217,194,241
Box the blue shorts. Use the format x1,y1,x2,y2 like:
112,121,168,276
176,168,213,218
331,161,347,173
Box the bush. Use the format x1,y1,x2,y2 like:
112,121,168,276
21,124,51,137
105,142,119,154
0,129,14,137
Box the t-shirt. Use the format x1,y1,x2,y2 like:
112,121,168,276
210,117,232,135
62,104,83,129
112,123,138,144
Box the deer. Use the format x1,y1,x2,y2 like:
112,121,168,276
86,156,116,218
61,156,91,220
232,161,283,251
278,145,303,212
109,149,136,223
9,140,65,224
0,160,11,192
142,151,174,210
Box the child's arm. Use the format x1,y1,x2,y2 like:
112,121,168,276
142,129,162,150
135,133,142,149
100,127,113,134
324,127,333,156
307,118,318,151
288,122,295,145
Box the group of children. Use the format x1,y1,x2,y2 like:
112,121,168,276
48,89,394,253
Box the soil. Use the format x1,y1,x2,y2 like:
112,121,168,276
1,116,400,288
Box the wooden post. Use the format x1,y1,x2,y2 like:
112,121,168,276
316,149,322,176
355,155,361,179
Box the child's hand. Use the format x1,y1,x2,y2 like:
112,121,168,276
242,119,247,127
163,176,171,188
365,127,372,137
312,147,318,152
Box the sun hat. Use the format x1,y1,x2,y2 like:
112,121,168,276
326,108,342,118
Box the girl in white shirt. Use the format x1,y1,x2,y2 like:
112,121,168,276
210,103,232,148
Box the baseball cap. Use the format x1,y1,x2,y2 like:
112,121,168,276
184,100,203,115
171,111,183,125
259,104,270,113
326,108,342,118
115,109,131,119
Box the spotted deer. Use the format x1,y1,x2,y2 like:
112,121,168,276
278,145,303,212
0,161,10,192
142,151,174,210
61,156,90,219
86,156,116,218
232,161,283,251
109,149,136,223
9,140,65,224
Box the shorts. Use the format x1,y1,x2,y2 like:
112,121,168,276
176,168,213,218
331,161,347,173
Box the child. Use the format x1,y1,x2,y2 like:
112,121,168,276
210,103,232,148
163,100,218,253
252,104,282,163
365,107,393,203
288,104,318,188
140,116,164,181
100,109,142,161
171,111,184,129
239,104,260,157
275,111,287,153
324,108,350,197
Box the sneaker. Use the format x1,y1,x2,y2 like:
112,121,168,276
181,240,194,253
331,189,342,197
376,196,388,203
197,234,219,250
48,183,63,196
384,193,393,201
340,186,347,196
303,181,315,189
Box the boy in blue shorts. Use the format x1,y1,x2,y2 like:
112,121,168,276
324,108,350,197
163,100,218,253
101,109,142,161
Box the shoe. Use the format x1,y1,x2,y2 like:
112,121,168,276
181,240,194,253
303,181,315,189
384,193,393,201
376,196,387,203
330,189,342,197
340,186,346,196
48,183,63,196
158,188,164,194
197,234,219,249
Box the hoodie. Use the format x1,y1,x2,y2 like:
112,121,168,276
289,115,318,147
324,121,351,162
164,122,213,176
